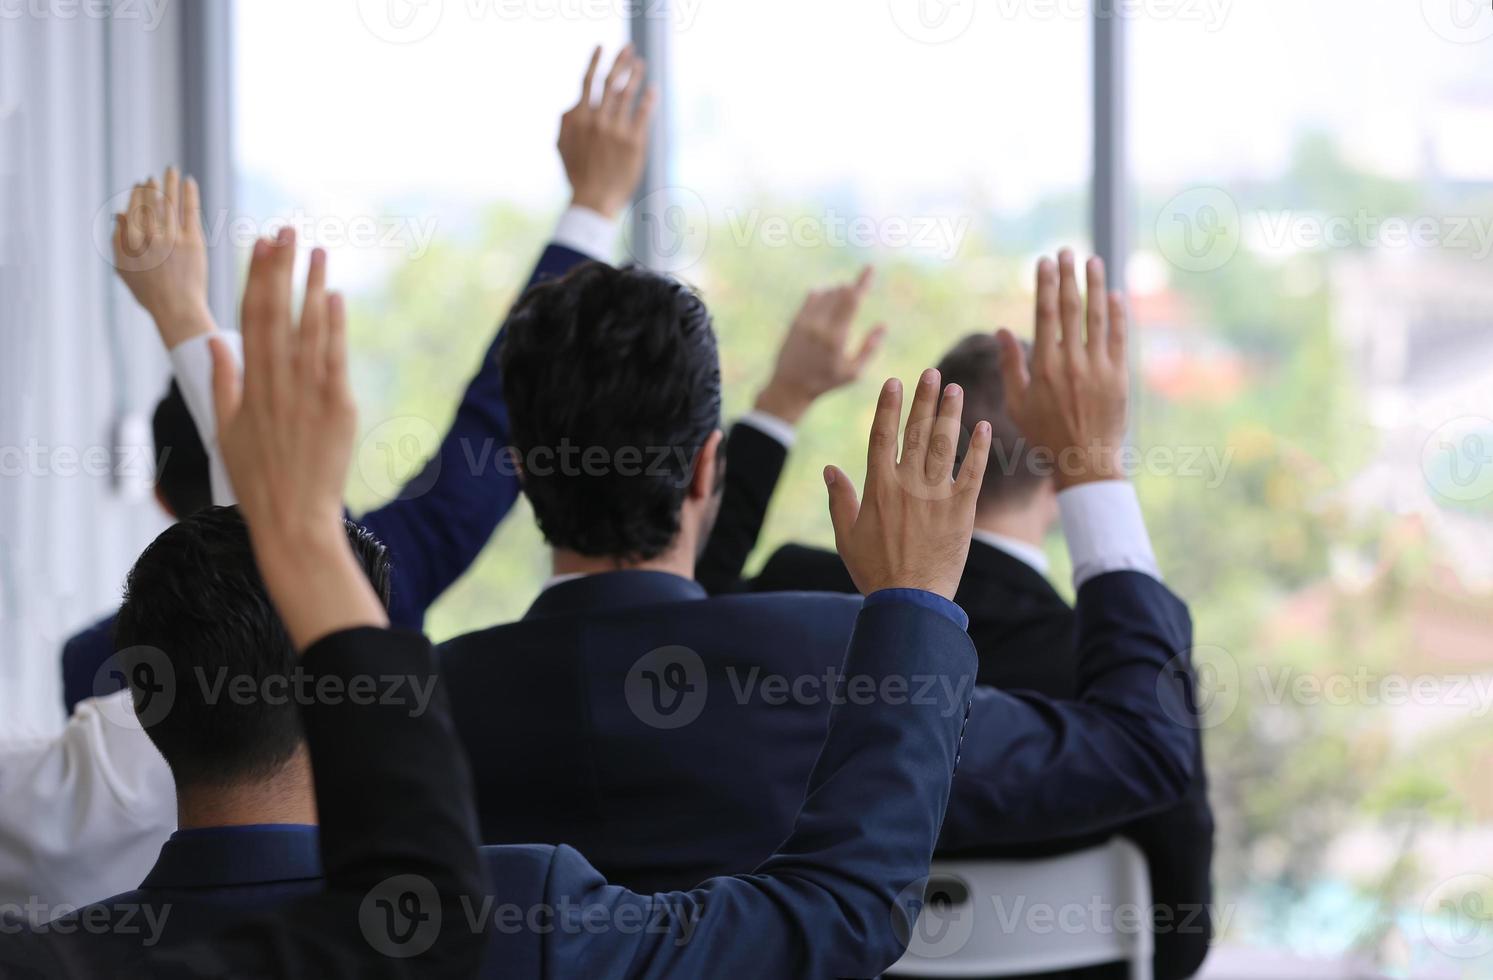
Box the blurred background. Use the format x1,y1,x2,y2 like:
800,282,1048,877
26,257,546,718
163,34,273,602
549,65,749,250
3,0,1492,975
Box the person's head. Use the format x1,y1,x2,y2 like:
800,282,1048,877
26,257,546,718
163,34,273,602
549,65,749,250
151,382,212,519
937,334,1056,524
499,262,725,567
115,506,392,799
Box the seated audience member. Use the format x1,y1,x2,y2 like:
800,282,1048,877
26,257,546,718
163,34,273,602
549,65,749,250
708,330,1216,980
59,42,653,715
5,229,990,979
7,43,652,914
429,249,1201,892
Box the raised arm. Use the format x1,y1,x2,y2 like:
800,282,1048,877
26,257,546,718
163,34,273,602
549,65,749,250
539,374,990,978
938,250,1200,848
696,268,885,592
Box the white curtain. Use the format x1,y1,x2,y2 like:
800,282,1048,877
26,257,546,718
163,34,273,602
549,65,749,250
0,1,230,734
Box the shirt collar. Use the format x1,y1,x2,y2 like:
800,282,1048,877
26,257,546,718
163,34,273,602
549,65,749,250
971,529,1051,576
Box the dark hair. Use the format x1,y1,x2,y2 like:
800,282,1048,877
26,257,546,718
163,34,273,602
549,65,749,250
152,381,212,519
499,262,723,561
937,334,1047,508
114,506,393,790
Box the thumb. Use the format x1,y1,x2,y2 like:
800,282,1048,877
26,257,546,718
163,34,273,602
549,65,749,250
209,335,243,441
824,465,860,552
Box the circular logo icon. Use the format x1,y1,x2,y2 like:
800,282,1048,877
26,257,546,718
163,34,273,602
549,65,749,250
356,0,445,44
893,874,977,958
93,645,177,731
625,646,707,730
624,186,711,275
1159,644,1239,731
356,415,443,501
887,0,977,44
1421,0,1493,43
1422,416,1493,503
360,874,443,958
1155,187,1241,273
1420,874,1493,960
93,187,175,276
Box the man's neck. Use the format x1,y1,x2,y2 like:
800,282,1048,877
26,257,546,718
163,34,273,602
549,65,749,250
972,508,1049,549
550,546,696,583
175,755,317,831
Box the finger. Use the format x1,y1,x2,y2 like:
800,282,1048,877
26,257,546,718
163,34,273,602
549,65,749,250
1057,248,1082,357
927,382,963,484
956,420,993,498
122,185,144,254
853,265,875,298
849,324,887,375
577,45,602,108
900,368,941,471
182,176,202,235
614,57,646,122
995,328,1031,417
826,285,856,341
325,292,351,405
1107,291,1128,364
1085,256,1108,357
824,465,862,553
866,377,903,482
239,239,276,405
1033,257,1059,363
632,84,660,133
298,248,329,388
139,183,160,241
600,45,634,115
263,228,299,411
163,167,180,228
209,335,243,439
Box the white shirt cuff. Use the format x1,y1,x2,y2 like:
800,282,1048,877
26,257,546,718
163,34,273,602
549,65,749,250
167,331,243,507
552,205,620,263
738,410,798,449
1058,480,1162,588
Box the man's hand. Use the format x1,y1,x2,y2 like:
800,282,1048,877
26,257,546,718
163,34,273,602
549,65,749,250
997,250,1129,491
112,166,215,348
825,370,992,600
209,228,387,649
558,45,658,220
754,267,887,425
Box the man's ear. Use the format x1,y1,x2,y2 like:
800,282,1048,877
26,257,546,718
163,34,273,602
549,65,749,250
152,483,176,520
688,429,725,502
510,445,527,489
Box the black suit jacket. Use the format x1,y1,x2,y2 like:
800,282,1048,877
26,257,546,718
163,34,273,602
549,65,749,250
7,600,982,979
711,419,1216,980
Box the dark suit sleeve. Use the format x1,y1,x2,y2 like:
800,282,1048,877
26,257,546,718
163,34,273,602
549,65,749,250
59,615,121,714
695,421,790,595
143,627,487,979
357,243,595,630
938,571,1201,850
540,599,978,979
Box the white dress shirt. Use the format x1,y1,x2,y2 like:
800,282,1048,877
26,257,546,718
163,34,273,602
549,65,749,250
0,207,621,913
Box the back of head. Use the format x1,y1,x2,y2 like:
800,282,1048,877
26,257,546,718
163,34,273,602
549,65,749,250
500,262,723,562
114,506,392,791
937,333,1047,511
152,382,212,519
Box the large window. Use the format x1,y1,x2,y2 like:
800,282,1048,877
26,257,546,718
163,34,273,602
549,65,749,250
1130,0,1493,971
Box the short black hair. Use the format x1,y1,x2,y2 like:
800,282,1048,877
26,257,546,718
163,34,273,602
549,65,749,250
499,262,723,562
937,334,1047,508
152,381,212,519
114,506,393,790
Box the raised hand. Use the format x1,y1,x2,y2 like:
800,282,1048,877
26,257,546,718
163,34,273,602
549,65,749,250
558,44,658,220
754,267,888,426
825,371,992,601
996,250,1129,490
112,166,215,348
208,229,386,649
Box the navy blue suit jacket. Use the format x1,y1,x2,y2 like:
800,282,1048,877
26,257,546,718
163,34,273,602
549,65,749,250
438,567,1199,894
58,243,594,714
22,599,977,978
